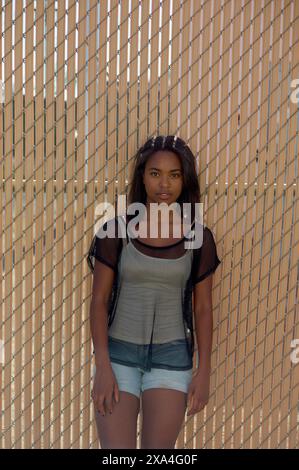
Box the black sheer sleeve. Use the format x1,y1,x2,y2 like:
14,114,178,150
192,226,221,284
86,217,123,274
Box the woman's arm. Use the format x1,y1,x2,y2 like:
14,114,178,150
193,273,214,373
89,260,115,367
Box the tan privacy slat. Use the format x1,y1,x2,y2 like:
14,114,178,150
243,0,267,448
77,0,90,448
95,1,106,203
83,1,96,446
288,1,299,186
205,1,220,192
242,2,263,448
43,0,55,449
107,3,117,206
82,0,97,449
63,0,76,448
257,130,274,446
247,2,267,448
287,3,299,447
210,1,226,449
22,3,32,448
39,1,53,447
117,1,129,198
188,0,202,207
169,0,180,132
250,1,273,448
269,2,291,448
279,1,298,448
217,0,233,448
175,0,188,451
226,3,245,448
221,0,240,449
275,186,296,448
0,0,3,446
30,0,45,448
158,0,171,142
175,0,191,451
214,0,237,449
13,0,23,448
253,181,275,450
85,2,104,445
126,1,138,214
259,0,282,447
287,0,298,183
279,8,296,440
265,186,292,449
148,1,159,135
288,188,299,448
196,0,214,449
13,0,23,449
257,0,272,183
196,0,212,190
251,1,273,449
178,0,191,141
50,0,65,449
279,188,295,447
183,0,202,451
236,0,253,190
3,0,13,449
275,0,292,189
134,0,150,178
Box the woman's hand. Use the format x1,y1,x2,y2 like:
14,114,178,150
186,369,210,416
91,362,120,416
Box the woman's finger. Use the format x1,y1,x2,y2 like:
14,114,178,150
95,396,106,416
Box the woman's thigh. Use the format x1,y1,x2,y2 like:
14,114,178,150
141,367,193,396
94,391,140,449
140,367,193,449
93,362,142,449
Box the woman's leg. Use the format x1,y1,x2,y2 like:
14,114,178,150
94,391,140,449
93,362,142,449
140,388,187,449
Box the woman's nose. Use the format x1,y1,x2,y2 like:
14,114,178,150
159,177,170,188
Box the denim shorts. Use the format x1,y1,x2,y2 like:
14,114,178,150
93,362,193,399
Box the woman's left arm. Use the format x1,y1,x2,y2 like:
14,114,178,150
193,273,214,374
187,274,214,416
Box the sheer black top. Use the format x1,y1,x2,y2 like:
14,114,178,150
87,214,221,371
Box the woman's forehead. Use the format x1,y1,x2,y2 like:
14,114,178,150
145,151,182,169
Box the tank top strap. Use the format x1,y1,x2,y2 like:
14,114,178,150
184,218,196,258
117,214,129,247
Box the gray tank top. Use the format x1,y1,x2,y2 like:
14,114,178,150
108,231,193,344
107,214,194,371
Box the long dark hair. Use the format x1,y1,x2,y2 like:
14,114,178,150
127,135,201,224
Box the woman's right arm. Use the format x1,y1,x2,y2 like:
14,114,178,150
89,259,115,367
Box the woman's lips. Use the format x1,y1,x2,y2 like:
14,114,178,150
157,193,171,200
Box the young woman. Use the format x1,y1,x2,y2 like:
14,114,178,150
87,135,221,449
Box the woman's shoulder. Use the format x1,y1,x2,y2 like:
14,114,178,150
193,219,216,238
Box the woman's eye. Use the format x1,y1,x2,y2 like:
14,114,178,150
150,172,181,177
169,173,181,178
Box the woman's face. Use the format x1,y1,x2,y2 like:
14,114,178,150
142,150,183,208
